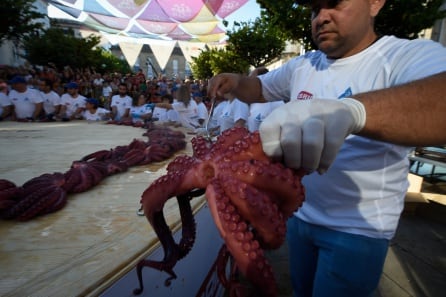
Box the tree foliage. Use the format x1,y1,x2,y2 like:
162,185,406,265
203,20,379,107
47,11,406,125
375,0,446,39
257,0,446,49
190,17,286,78
226,18,287,68
191,47,251,79
22,27,130,73
0,0,46,45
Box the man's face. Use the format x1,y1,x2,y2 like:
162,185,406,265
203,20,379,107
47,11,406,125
118,85,127,96
310,0,383,58
12,82,27,92
67,88,78,96
39,81,50,93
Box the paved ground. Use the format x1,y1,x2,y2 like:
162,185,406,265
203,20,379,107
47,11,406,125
266,179,446,297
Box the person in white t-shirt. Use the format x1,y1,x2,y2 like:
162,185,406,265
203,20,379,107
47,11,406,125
92,73,104,100
205,97,227,136
58,82,86,121
155,85,200,130
110,83,132,121
0,80,12,120
82,98,110,121
247,101,285,132
218,92,249,132
207,1,446,296
102,81,113,109
8,76,43,121
192,92,208,127
39,78,61,121
247,67,285,132
130,93,153,124
153,94,179,124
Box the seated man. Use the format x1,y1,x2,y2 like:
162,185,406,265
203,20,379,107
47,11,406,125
39,78,61,121
0,80,12,121
59,82,86,121
8,76,43,121
82,98,111,121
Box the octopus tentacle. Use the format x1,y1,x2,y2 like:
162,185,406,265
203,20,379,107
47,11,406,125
220,176,286,249
134,210,179,296
218,160,304,218
17,187,65,221
206,179,277,297
139,127,305,296
105,160,129,176
3,173,68,220
80,149,113,162
65,161,108,193
122,149,146,166
177,189,205,258
135,189,205,295
0,180,22,210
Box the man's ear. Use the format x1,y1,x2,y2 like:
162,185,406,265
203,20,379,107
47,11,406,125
370,0,386,17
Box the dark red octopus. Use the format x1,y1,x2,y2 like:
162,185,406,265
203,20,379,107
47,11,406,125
136,127,305,297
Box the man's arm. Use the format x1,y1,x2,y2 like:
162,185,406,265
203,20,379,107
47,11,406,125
32,102,43,120
234,119,246,128
0,105,12,120
122,107,131,119
259,71,446,172
208,74,264,104
357,71,446,146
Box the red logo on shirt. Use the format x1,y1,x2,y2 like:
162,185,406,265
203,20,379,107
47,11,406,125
296,91,313,100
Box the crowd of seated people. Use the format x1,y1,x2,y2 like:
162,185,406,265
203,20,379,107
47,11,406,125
0,64,285,135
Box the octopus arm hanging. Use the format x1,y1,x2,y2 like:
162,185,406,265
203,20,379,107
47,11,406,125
136,127,305,297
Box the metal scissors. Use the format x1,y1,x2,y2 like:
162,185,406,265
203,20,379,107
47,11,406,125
204,97,216,141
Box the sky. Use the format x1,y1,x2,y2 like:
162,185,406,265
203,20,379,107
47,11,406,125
225,0,262,28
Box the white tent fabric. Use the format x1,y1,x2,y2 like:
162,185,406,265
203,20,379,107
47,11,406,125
117,42,144,67
147,41,177,71
46,0,249,43
46,0,252,72
177,41,207,63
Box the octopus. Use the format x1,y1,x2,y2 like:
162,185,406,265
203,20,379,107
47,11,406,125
135,127,305,297
0,125,188,221
1,173,68,221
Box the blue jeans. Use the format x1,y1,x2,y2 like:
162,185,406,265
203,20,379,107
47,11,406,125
287,216,389,297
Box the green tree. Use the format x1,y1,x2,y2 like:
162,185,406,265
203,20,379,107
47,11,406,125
190,17,286,78
226,17,287,68
209,48,251,74
257,0,446,49
191,47,250,79
0,0,46,46
22,27,130,73
190,48,214,79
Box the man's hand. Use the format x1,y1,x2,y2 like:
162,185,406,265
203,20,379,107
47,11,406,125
259,98,366,173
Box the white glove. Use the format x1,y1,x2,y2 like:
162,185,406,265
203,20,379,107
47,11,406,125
259,98,366,173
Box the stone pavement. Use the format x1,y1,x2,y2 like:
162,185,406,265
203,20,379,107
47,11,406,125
266,181,446,297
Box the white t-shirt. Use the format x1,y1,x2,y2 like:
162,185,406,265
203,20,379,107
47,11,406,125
130,104,152,123
259,36,446,239
196,101,208,124
83,107,110,121
102,85,113,97
111,95,132,120
60,93,86,117
8,88,44,119
218,98,249,132
93,78,104,86
248,101,285,132
41,90,61,114
153,107,179,123
0,92,11,116
171,100,200,130
207,101,227,132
